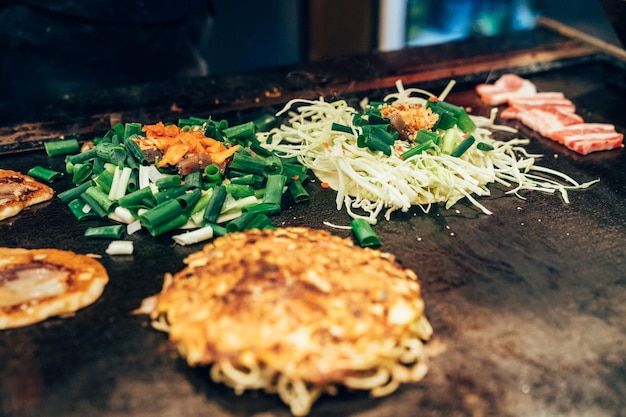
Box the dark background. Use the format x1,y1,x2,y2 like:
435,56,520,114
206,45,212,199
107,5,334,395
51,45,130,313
0,0,623,122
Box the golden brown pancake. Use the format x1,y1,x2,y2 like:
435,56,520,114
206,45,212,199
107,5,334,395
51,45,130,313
0,247,109,329
0,169,54,221
140,227,433,416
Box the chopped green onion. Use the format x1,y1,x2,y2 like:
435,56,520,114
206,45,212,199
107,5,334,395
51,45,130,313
203,185,227,223
223,183,255,199
229,152,266,176
44,139,80,156
96,142,127,164
156,174,182,190
263,155,283,176
357,127,393,156
216,209,243,225
108,166,132,200
79,194,109,217
287,180,310,203
139,199,184,229
124,137,146,164
184,171,202,189
172,225,214,246
188,190,213,225
400,139,435,160
414,129,440,144
225,212,254,233
433,110,457,130
84,186,116,212
94,168,115,194
456,110,476,133
351,218,381,247
66,147,98,165
118,186,154,209
223,121,255,141
154,186,187,205
124,122,143,139
58,181,92,204
204,164,222,183
477,142,494,151
146,213,189,236
110,206,136,224
205,222,227,236
253,114,277,132
84,225,124,239
67,199,97,220
262,174,287,206
243,213,274,230
331,122,354,134
283,163,309,182
243,203,281,216
440,129,460,155
105,240,134,255
451,135,475,158
71,163,92,185
229,174,256,185
27,166,63,182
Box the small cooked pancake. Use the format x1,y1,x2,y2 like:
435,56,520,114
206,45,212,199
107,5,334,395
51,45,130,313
0,169,54,221
140,227,433,416
0,247,109,330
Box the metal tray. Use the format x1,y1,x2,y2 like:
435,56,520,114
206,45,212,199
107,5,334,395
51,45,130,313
1,54,626,417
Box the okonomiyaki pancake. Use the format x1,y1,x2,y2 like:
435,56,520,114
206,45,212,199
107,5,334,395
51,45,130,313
142,227,433,416
0,247,109,330
0,169,54,221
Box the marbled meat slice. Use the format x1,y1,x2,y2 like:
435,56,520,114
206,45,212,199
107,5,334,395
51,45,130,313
475,73,537,106
516,108,584,138
508,92,576,114
548,123,624,155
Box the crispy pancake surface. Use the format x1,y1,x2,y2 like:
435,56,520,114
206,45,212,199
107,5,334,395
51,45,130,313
0,169,54,221
0,247,109,329
145,227,433,415
0,169,54,220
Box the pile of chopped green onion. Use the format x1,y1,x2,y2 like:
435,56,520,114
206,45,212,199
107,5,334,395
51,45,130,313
48,115,312,247
257,80,599,224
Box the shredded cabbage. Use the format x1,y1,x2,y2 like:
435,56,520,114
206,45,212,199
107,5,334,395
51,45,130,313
257,81,599,224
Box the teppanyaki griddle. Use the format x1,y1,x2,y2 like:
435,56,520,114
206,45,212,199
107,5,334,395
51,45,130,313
1,39,626,417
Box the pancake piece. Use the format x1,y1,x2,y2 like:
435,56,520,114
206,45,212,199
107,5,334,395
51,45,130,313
141,227,433,416
0,247,109,329
0,169,54,221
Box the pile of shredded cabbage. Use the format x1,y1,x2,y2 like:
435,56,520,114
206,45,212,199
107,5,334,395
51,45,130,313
257,80,598,224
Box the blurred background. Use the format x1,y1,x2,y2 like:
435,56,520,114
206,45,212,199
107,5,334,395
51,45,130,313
0,0,623,113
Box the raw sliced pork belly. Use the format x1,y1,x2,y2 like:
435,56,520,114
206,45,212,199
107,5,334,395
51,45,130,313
516,108,584,138
475,73,537,106
477,73,624,155
548,123,624,155
508,92,576,114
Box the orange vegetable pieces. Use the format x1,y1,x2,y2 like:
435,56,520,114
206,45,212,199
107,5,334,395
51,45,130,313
140,121,240,168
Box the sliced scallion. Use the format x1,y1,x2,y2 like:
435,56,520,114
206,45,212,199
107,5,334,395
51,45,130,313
451,135,475,158
27,166,63,182
262,174,287,206
351,218,381,247
172,225,214,246
44,139,80,156
203,185,227,223
84,225,124,239
58,181,92,204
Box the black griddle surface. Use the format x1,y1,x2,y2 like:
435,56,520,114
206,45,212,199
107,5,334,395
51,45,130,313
1,58,626,417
